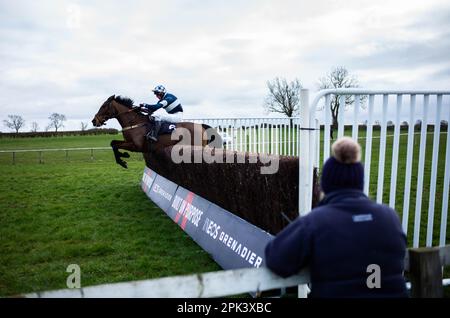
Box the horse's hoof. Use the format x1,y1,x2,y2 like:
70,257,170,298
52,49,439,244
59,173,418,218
122,152,130,158
119,160,128,169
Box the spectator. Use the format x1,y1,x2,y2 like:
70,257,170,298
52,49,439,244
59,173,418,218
265,137,407,298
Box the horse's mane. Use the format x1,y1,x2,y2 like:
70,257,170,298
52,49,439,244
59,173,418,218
114,96,134,108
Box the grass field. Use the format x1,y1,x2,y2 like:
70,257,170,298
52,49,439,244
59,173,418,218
0,134,137,165
0,129,448,296
0,135,220,296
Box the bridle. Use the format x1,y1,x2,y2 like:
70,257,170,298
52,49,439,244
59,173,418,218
118,108,148,132
95,99,152,132
94,114,105,126
111,100,150,132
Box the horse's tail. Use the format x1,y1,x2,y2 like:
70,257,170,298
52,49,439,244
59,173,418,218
202,124,223,148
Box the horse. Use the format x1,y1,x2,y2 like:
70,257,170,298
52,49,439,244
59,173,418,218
92,95,218,168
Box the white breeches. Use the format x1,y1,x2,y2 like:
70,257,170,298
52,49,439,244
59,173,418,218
152,110,183,123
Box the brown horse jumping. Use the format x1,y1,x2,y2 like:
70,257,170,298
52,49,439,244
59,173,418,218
92,95,215,168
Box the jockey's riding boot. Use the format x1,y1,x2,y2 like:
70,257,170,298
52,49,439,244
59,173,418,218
145,120,162,142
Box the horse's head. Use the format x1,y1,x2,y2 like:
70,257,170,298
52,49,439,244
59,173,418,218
92,95,117,127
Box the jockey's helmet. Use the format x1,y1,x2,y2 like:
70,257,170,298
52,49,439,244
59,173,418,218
152,85,166,95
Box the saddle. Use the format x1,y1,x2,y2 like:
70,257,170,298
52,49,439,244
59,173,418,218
145,120,177,141
158,121,177,136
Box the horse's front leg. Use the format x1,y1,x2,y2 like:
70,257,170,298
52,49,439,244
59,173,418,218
111,141,130,158
110,140,139,168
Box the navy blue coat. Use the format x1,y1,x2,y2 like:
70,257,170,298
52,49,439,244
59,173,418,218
143,93,183,114
265,189,408,298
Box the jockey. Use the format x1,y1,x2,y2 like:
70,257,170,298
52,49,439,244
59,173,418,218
140,85,184,142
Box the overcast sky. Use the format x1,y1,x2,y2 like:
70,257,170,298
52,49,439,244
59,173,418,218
1,0,450,131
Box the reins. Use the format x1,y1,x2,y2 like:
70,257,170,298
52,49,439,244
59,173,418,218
115,105,150,132
96,100,152,132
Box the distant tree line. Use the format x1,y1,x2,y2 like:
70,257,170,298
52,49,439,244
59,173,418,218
2,112,90,134
0,128,119,138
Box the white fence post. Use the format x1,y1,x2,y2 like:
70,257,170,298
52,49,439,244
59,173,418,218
298,88,311,298
299,89,312,216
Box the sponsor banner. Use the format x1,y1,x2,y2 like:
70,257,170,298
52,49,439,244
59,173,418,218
148,174,178,212
142,170,274,270
199,203,273,269
168,186,211,232
141,167,157,196
168,186,273,270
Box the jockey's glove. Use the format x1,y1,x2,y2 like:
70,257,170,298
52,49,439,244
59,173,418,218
138,104,148,111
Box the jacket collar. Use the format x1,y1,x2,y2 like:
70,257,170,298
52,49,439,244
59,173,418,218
318,189,368,206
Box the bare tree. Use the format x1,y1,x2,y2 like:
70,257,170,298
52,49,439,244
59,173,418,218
264,77,302,121
31,122,39,132
81,122,88,131
3,115,25,133
48,113,66,132
318,66,364,135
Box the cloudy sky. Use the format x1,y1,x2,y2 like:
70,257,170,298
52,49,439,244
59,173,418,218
1,0,449,131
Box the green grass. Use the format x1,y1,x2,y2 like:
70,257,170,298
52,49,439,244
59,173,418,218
0,156,220,296
0,134,144,165
0,134,118,150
